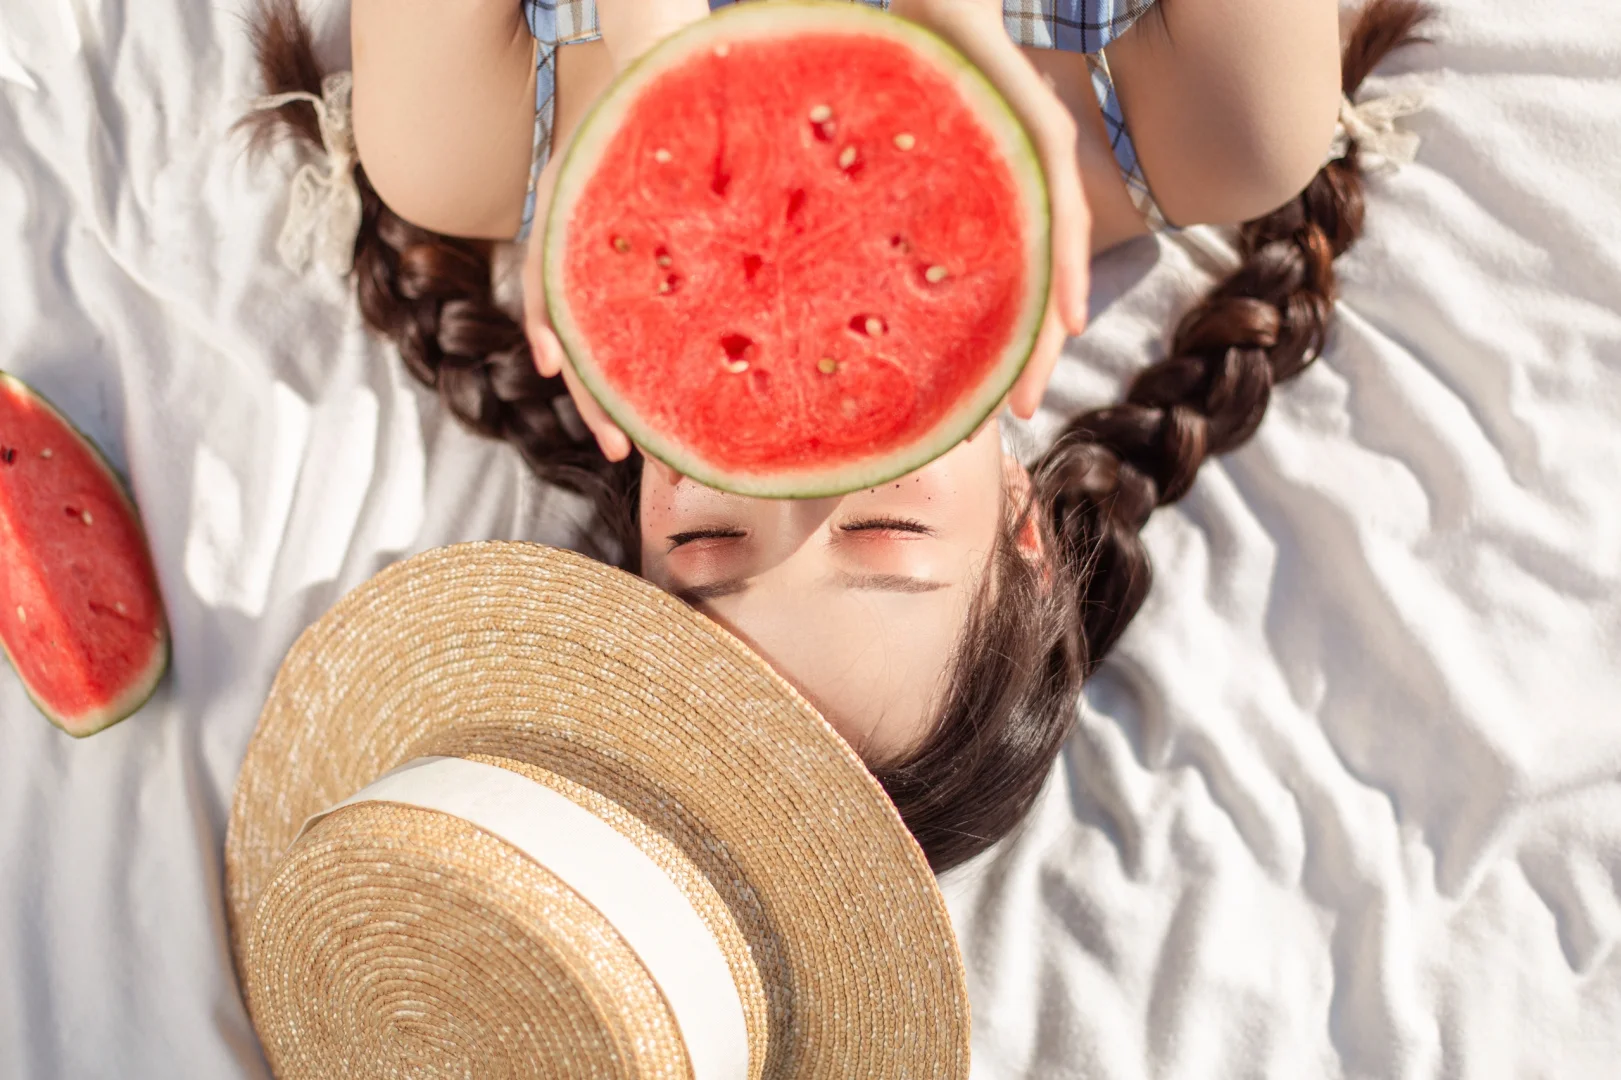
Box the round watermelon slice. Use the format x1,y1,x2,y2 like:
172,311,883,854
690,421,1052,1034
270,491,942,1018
0,372,169,737
545,1,1049,497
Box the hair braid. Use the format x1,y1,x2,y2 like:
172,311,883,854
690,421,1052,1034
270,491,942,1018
241,0,620,513
884,0,1433,873
1035,0,1430,677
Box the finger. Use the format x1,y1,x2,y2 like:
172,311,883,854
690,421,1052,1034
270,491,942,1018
531,325,564,379
521,238,557,376
1007,302,1067,420
1041,108,1092,335
521,163,563,375
559,358,632,461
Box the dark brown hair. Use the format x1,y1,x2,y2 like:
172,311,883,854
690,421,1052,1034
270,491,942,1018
244,0,1430,874
243,0,634,560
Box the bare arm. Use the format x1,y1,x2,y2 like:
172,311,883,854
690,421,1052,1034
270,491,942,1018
350,0,706,241
1106,0,1344,227
350,0,538,239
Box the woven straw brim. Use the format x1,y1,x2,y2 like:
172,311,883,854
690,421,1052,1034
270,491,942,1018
225,542,969,1079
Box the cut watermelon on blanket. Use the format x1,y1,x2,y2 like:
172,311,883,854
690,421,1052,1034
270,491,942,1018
0,372,169,736
545,1,1049,497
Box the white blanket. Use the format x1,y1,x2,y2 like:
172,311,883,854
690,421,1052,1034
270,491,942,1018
1,1,1617,1077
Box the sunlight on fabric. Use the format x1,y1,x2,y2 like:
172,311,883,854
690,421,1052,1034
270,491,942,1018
280,385,379,594
183,382,311,616
0,32,37,91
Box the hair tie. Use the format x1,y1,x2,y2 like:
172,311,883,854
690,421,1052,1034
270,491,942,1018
247,72,362,276
1329,86,1431,169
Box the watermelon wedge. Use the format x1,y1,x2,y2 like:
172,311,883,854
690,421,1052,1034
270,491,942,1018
0,372,169,736
545,1,1049,497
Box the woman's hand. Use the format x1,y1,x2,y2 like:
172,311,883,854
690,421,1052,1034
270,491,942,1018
522,0,709,462
527,0,1090,463
890,0,1092,420
523,145,634,461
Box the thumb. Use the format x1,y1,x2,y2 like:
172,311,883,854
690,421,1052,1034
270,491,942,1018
522,159,565,378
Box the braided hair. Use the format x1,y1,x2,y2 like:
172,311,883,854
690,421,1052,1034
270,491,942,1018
242,0,632,557
243,0,1431,873
878,0,1433,871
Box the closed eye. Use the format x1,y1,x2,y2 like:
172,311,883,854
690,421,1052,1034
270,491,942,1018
666,527,746,551
839,517,934,537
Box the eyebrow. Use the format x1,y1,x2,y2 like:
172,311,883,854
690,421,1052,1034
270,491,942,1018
674,572,949,607
675,578,753,605
834,571,951,594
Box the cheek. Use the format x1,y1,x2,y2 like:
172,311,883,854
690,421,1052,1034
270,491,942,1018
636,467,674,573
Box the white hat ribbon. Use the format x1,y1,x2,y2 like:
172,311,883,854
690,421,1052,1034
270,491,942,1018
247,71,363,276
1329,87,1431,169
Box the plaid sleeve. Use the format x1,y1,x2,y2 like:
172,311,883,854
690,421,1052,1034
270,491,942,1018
704,0,1158,53
523,0,602,43
517,1,604,240
1002,0,1172,229
999,0,1157,51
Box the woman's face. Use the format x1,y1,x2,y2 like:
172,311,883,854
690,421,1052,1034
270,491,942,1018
640,422,1022,764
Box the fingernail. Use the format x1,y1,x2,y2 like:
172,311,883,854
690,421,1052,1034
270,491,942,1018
527,330,549,369
538,335,563,376
1065,286,1089,334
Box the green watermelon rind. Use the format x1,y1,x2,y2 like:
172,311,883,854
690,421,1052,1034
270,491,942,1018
544,0,1051,499
0,370,170,738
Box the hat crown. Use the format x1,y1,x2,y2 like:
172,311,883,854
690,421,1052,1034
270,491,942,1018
290,755,754,1078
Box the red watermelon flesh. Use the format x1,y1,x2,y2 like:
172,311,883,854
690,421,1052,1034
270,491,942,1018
0,373,168,736
546,3,1048,497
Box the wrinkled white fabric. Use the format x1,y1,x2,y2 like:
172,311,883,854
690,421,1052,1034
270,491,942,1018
1,1,1620,1078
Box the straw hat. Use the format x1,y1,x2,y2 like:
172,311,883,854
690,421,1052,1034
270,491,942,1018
224,542,970,1079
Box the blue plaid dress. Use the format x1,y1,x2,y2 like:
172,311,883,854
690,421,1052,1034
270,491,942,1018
518,0,1164,238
